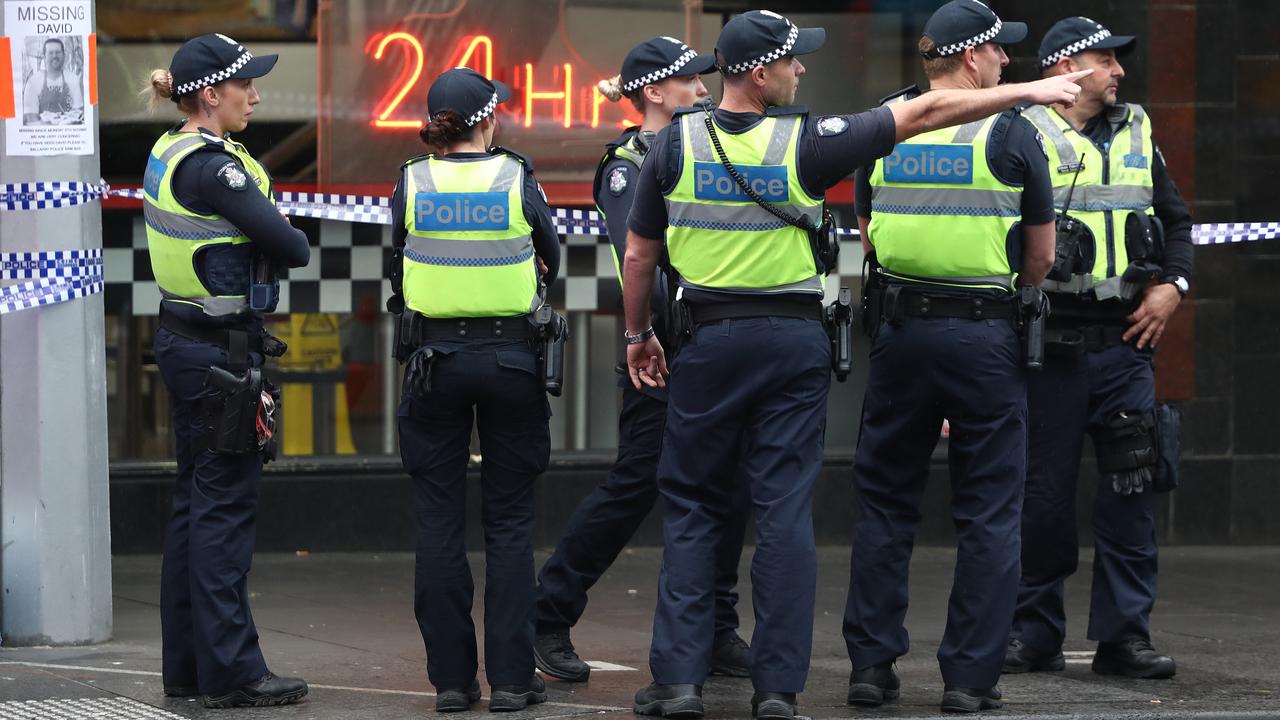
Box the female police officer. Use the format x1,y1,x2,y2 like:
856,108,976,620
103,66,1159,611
142,34,310,708
387,67,561,713
532,36,754,684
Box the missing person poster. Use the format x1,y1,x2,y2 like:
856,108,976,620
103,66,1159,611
4,1,94,156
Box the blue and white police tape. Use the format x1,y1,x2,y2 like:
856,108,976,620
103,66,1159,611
1,248,104,280
0,181,108,211
1191,222,1280,246
0,270,104,315
0,249,104,315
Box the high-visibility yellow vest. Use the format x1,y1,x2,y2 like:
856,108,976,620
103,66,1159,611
1022,103,1156,298
401,152,540,318
144,129,273,317
868,108,1021,292
663,109,825,296
594,131,646,284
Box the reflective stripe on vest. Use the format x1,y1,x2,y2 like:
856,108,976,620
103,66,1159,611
1022,103,1155,285
144,131,272,317
663,112,824,296
868,112,1020,290
401,153,540,319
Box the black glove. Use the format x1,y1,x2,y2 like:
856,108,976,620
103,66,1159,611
1107,466,1153,496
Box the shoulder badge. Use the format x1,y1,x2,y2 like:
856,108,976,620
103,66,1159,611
607,166,630,196
1034,131,1049,160
216,161,248,190
816,116,849,137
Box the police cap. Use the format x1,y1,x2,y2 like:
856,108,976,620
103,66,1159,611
1038,17,1136,69
621,37,717,94
921,0,1028,59
169,34,279,97
715,10,826,75
427,67,512,129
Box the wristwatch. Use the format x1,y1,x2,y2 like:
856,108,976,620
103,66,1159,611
624,326,655,345
1161,275,1189,298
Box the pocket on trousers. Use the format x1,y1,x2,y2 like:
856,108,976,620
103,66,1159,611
495,347,538,377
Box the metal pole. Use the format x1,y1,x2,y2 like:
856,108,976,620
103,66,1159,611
572,311,589,449
0,0,112,645
382,312,396,454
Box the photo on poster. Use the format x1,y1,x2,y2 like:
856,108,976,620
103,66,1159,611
20,35,85,127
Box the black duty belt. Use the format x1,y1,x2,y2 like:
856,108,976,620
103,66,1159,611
883,287,1016,321
1044,324,1129,355
418,315,535,340
160,310,264,354
689,300,823,325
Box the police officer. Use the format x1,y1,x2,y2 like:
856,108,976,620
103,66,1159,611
387,67,562,713
842,2,1061,712
533,37,753,684
142,34,310,708
1004,16,1193,681
622,9,1089,719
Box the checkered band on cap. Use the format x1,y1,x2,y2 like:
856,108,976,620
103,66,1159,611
466,91,499,126
623,48,699,93
931,17,1003,57
174,51,254,96
1040,26,1113,67
722,21,799,75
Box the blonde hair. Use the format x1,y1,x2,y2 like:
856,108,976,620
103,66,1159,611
597,73,644,113
140,67,202,115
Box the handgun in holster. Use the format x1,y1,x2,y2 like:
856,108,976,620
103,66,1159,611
533,304,569,397
824,287,854,382
1019,286,1049,370
202,365,269,456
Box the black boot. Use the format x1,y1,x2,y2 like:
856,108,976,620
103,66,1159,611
202,672,308,708
847,662,900,707
710,632,751,678
534,629,591,682
633,682,704,718
1092,638,1176,679
751,691,797,719
1002,638,1065,674
940,685,1003,713
489,674,547,712
435,679,481,713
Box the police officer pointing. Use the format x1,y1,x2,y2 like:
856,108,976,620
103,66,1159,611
1004,16,1193,681
534,37,753,684
622,9,1090,719
844,1,1056,713
142,34,310,708
388,67,562,713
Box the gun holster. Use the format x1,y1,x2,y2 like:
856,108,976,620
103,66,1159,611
200,365,270,456
824,286,854,382
534,305,569,397
860,255,884,340
1018,286,1049,370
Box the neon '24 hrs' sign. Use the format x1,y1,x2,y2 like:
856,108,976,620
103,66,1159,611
365,32,641,130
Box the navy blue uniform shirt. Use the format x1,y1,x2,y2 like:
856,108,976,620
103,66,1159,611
626,105,897,303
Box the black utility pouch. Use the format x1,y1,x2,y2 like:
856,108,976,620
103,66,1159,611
1152,402,1183,493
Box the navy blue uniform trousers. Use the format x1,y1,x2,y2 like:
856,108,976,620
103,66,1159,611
651,317,830,693
1012,341,1157,654
844,315,1027,689
397,340,550,690
155,327,269,695
536,384,747,641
